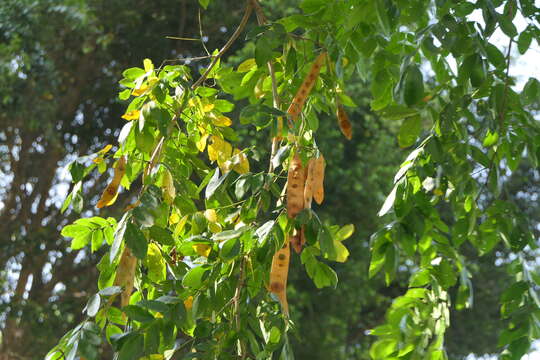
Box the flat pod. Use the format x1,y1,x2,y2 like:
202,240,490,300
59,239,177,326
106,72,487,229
269,237,290,315
287,52,327,122
304,158,315,209
290,227,305,254
336,104,352,140
287,153,306,218
312,155,325,205
114,247,137,307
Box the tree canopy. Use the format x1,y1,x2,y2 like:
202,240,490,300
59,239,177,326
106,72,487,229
2,0,540,359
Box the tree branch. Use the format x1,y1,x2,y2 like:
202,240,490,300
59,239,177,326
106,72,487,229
191,0,253,89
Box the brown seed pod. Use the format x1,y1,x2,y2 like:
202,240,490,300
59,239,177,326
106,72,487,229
269,236,290,315
287,52,327,122
286,153,307,218
337,104,353,140
312,155,326,205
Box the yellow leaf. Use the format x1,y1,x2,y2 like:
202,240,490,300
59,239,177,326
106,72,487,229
207,136,232,166
93,157,103,164
121,110,140,121
98,144,113,154
140,355,164,360
184,296,193,310
143,58,154,73
202,103,215,112
232,149,250,174
237,58,257,72
193,244,211,257
333,241,350,263
132,84,148,96
146,243,166,282
162,169,176,204
204,209,217,223
211,115,232,127
169,213,180,224
174,215,189,237
196,134,209,152
208,222,222,233
96,156,126,208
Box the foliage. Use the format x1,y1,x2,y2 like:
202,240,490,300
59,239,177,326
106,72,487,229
14,0,540,359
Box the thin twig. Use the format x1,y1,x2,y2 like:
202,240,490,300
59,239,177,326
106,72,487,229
192,1,253,89
251,0,283,175
233,257,247,359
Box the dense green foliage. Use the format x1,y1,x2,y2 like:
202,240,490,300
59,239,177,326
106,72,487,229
2,0,540,359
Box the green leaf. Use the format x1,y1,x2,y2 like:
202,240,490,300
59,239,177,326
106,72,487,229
517,30,532,54
220,237,240,261
149,226,174,246
402,65,424,106
212,227,248,241
182,265,211,289
498,16,518,37
99,286,122,296
521,78,539,106
118,333,144,360
90,230,103,253
125,223,148,260
370,339,397,359
198,0,210,9
485,43,506,69
255,220,275,244
85,294,101,317
146,243,166,282
335,224,354,242
398,115,422,148
122,305,155,323
482,130,499,147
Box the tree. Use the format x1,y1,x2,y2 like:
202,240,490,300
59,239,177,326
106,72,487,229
11,0,540,359
0,0,245,357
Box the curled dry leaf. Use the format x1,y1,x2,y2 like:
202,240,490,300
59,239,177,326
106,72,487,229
96,156,127,209
287,52,327,122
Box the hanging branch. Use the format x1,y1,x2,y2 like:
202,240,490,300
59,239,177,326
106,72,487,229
191,1,254,89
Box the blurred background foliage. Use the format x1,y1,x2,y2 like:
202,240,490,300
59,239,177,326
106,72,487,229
0,0,533,359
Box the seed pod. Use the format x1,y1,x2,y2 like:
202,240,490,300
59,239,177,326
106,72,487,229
336,104,352,140
96,156,127,208
304,158,315,209
269,236,290,315
287,153,306,218
287,52,327,122
312,155,325,205
290,227,305,254
114,247,137,307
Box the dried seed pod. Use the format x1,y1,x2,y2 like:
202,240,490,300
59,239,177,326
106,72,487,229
290,227,305,254
312,155,326,205
286,153,306,218
114,247,137,307
304,158,315,209
337,104,352,140
96,156,127,208
269,236,290,315
287,52,327,122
